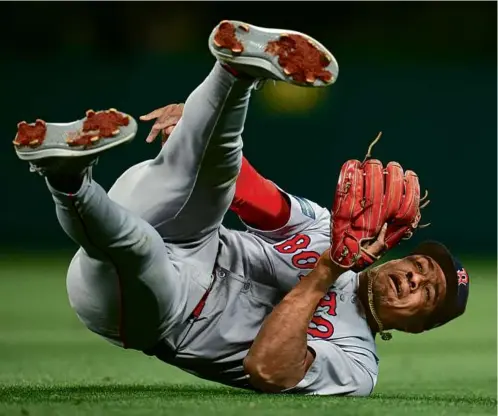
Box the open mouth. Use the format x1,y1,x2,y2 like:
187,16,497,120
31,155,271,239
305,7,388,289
389,274,402,297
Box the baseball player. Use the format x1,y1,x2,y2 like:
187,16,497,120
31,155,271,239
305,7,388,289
13,20,470,396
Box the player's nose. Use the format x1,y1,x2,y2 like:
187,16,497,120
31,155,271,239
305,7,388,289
405,271,423,291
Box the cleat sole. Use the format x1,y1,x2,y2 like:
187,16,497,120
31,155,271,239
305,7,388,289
209,20,338,87
14,109,137,161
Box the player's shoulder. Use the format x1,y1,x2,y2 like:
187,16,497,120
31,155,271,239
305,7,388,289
290,194,330,239
288,193,330,224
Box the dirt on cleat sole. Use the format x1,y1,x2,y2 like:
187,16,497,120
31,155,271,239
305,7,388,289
13,120,48,148
213,21,245,54
265,34,334,84
66,109,131,146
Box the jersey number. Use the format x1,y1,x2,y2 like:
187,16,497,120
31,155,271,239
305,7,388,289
274,234,336,339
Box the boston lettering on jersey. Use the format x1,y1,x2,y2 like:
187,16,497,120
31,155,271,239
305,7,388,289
273,234,321,269
308,291,337,338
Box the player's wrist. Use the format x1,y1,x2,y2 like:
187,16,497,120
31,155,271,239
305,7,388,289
311,251,347,287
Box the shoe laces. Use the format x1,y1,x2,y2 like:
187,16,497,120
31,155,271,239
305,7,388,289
29,163,47,176
28,158,99,177
253,79,270,91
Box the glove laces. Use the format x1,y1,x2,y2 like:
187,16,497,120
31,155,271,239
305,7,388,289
362,131,383,164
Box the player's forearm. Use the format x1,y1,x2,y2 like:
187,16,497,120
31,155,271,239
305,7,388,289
244,257,343,392
244,280,325,391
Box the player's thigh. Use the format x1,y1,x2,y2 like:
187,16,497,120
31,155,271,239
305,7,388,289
107,160,163,221
108,159,200,235
108,150,242,244
66,236,208,351
155,151,241,242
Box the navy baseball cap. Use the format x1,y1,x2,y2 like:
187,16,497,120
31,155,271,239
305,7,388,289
412,241,470,330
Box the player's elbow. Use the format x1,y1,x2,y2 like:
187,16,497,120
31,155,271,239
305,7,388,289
243,356,302,393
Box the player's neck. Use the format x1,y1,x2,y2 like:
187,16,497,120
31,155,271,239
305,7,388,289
357,272,382,334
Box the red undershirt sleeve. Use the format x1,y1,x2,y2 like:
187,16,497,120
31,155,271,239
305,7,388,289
230,157,291,231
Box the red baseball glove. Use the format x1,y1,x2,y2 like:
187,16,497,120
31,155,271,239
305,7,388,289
330,134,429,271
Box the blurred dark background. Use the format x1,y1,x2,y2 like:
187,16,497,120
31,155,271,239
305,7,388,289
1,2,496,258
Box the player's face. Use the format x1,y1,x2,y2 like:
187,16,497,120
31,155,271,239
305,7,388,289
371,255,447,333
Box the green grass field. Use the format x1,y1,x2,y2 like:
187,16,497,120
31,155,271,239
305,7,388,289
0,253,496,416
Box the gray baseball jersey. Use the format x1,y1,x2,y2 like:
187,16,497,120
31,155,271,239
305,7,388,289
147,193,379,396
48,62,378,397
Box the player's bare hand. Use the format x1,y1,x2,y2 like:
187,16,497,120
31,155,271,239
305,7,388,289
362,223,388,260
140,103,184,145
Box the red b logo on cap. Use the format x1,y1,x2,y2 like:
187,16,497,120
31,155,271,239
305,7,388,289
457,269,469,286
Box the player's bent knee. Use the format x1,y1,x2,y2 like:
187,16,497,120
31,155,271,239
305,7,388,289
66,248,163,351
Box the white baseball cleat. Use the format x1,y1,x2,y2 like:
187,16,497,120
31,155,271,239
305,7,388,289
13,109,137,175
209,20,339,87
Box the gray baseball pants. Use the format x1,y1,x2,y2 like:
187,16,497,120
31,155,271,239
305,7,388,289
48,63,253,350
